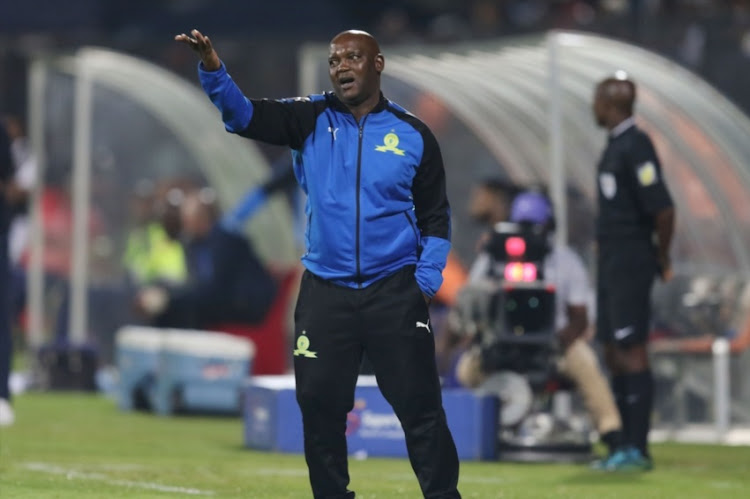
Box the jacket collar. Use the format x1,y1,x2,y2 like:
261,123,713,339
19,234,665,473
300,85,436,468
327,91,388,116
609,116,636,138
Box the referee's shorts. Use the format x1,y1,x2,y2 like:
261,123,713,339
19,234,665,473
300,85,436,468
596,240,658,347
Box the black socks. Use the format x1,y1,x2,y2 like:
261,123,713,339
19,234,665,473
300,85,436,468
612,371,653,457
601,429,624,455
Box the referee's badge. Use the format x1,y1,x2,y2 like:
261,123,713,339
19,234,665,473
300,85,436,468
599,172,617,199
637,161,658,186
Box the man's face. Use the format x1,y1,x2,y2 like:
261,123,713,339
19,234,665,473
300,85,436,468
179,197,210,241
592,86,608,127
328,34,383,106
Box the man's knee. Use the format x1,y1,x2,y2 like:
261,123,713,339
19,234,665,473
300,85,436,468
295,377,353,417
605,342,649,373
559,338,599,380
455,348,485,388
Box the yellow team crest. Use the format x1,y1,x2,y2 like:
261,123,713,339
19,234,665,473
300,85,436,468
293,331,317,358
375,132,405,156
636,161,658,186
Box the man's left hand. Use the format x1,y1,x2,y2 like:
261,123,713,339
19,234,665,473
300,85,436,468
658,255,673,282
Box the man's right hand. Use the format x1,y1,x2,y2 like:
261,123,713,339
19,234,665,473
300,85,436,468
175,29,221,71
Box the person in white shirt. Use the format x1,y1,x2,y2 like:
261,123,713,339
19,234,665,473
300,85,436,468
456,188,627,466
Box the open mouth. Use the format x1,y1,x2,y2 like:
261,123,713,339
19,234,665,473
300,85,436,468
339,76,355,90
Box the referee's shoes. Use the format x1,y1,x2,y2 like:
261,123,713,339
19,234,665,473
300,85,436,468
590,445,653,472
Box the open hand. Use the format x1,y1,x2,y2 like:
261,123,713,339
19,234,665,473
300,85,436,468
175,29,221,71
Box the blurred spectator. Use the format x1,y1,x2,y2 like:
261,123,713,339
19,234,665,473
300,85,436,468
504,0,548,30
679,22,707,67
123,180,187,287
1,115,36,328
0,115,14,426
468,0,503,38
3,116,35,267
373,7,421,44
466,177,521,257
136,188,276,329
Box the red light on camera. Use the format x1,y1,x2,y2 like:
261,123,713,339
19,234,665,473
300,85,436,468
505,236,526,258
504,262,538,282
504,262,524,282
522,263,537,281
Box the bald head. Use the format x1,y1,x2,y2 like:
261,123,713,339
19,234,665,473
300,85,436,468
330,30,381,55
597,77,636,114
328,29,385,119
593,75,637,129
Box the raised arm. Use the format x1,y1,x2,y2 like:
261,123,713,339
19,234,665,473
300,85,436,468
175,29,221,71
176,29,318,149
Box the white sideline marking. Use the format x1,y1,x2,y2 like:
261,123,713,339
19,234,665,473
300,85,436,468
23,462,215,496
251,467,510,484
251,467,309,477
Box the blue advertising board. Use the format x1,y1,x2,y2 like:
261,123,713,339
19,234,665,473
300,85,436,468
243,376,498,461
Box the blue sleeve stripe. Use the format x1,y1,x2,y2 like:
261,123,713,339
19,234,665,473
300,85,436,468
198,62,253,133
415,236,451,297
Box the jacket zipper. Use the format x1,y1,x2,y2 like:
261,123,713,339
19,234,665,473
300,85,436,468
355,118,367,287
403,210,420,255
304,211,312,256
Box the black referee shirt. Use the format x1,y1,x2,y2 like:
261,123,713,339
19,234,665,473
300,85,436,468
596,121,673,243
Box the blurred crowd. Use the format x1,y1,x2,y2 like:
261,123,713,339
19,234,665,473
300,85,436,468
1,112,285,367
2,1,750,115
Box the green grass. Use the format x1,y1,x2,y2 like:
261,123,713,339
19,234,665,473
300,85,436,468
1,394,749,498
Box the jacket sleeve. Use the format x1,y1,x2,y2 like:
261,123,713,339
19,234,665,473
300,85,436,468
198,62,317,149
412,126,451,297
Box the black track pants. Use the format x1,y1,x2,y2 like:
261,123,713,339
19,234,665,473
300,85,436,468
293,266,461,499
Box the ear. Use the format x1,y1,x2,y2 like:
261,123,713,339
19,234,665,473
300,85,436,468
375,53,385,74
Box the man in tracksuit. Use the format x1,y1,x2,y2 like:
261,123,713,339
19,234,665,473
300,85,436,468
176,29,461,498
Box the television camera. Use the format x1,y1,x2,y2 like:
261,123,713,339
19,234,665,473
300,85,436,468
455,221,592,461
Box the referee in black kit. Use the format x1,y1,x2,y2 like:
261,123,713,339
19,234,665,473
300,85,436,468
591,74,675,471
176,28,461,498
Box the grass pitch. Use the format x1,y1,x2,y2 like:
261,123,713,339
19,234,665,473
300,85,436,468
1,393,749,498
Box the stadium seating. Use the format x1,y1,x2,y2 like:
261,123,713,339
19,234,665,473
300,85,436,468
243,375,499,461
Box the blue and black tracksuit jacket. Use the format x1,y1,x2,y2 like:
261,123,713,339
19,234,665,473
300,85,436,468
199,63,451,297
